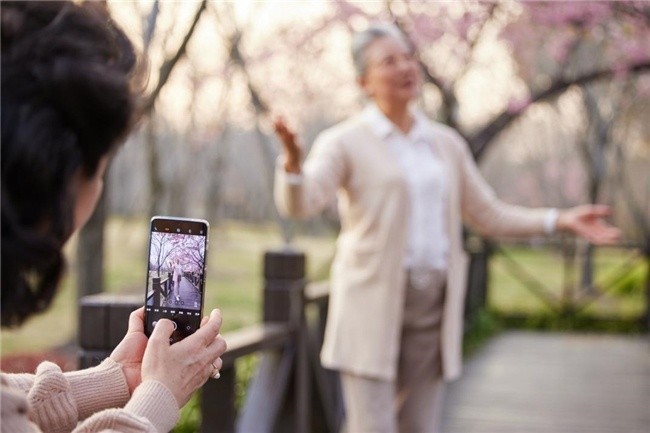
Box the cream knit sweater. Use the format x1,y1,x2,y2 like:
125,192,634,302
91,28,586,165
1,358,179,433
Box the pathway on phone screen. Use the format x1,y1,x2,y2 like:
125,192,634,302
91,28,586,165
169,277,201,310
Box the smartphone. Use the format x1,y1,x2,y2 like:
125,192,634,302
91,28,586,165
144,216,209,344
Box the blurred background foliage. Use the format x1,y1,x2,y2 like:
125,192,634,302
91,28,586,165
2,0,648,372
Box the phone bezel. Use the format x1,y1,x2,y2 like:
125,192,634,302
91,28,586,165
143,216,209,342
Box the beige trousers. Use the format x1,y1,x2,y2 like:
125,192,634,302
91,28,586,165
340,269,447,433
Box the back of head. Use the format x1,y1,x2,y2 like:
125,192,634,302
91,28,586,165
1,1,140,327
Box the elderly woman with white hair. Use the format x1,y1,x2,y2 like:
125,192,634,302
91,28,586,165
273,22,620,432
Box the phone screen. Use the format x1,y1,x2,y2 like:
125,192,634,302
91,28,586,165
144,217,209,343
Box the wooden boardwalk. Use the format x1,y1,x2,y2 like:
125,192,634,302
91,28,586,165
442,331,650,433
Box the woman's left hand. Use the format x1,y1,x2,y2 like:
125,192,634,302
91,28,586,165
557,204,622,245
109,307,148,395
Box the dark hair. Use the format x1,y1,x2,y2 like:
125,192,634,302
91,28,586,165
1,1,141,327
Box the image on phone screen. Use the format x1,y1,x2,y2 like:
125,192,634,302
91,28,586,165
144,217,208,343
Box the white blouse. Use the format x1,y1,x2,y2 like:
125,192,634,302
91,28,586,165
363,104,449,271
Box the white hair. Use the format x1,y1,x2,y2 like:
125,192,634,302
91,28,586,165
351,23,411,77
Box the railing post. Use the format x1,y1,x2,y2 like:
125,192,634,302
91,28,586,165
201,365,237,433
152,277,161,307
642,246,650,331
465,235,491,326
263,249,306,324
78,294,140,369
263,248,309,433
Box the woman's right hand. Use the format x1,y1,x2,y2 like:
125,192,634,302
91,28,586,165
273,116,301,174
140,309,227,407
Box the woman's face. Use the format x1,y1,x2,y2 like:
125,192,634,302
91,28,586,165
73,156,109,232
359,35,421,107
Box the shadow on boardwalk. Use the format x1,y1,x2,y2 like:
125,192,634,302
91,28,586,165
442,331,650,433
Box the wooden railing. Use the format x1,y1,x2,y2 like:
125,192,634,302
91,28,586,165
79,239,650,432
79,249,345,433
485,240,649,327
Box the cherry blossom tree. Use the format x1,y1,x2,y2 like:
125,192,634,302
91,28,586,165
326,1,650,158
327,1,650,238
77,0,211,296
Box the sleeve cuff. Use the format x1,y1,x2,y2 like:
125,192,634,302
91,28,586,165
285,172,303,185
66,357,130,419
275,157,303,184
125,380,179,433
544,208,559,234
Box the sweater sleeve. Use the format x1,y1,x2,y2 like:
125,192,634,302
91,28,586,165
452,130,551,237
274,128,348,219
2,363,179,433
71,380,179,433
1,358,131,432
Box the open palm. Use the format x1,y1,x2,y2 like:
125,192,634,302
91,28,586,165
558,205,621,245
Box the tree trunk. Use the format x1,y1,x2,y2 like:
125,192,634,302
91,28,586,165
76,189,106,298
642,236,650,331
75,0,208,297
146,114,164,216
225,29,293,242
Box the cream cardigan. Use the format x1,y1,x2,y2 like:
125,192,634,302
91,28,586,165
1,358,179,433
275,113,550,382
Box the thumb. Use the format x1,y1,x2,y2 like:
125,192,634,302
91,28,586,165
149,318,175,343
126,307,145,334
589,204,611,217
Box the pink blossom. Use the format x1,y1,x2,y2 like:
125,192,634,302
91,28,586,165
612,63,630,80
410,14,445,45
636,75,650,97
507,96,532,115
332,0,366,21
547,32,576,64
455,12,477,41
526,2,611,28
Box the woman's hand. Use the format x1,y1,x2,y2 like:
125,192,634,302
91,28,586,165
109,307,148,395
557,204,622,245
141,309,227,407
273,116,302,174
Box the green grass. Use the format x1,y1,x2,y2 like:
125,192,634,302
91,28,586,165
3,227,646,357
488,244,647,326
0,217,336,357
3,221,646,432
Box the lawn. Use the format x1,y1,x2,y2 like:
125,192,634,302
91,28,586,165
2,222,645,358
2,221,645,432
0,217,336,357
488,243,647,320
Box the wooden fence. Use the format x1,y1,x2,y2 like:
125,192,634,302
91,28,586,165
78,240,648,432
79,249,350,432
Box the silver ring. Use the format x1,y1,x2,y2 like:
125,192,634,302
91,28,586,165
211,363,221,379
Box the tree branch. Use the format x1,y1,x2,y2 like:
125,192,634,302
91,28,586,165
142,0,208,114
468,61,650,161
612,2,650,26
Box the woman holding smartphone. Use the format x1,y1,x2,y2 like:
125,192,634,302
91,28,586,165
274,22,621,432
1,2,226,432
